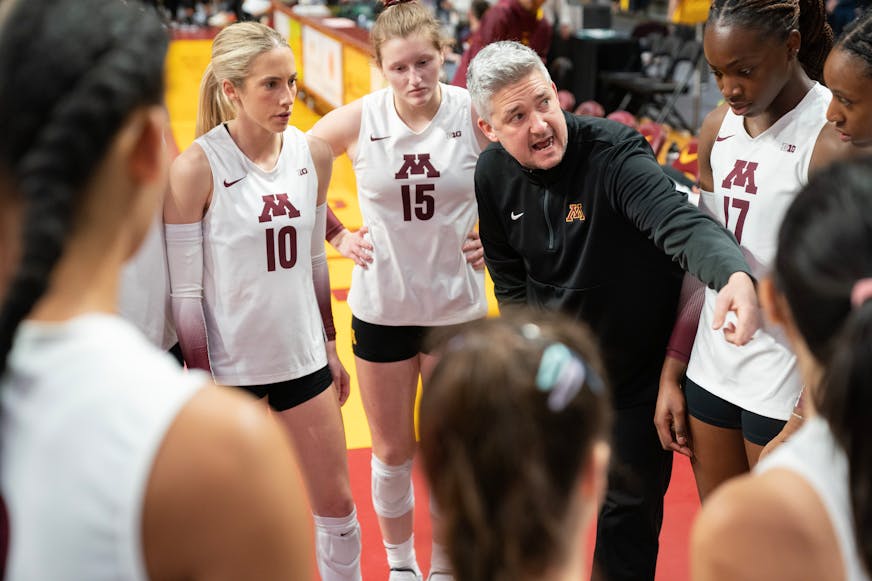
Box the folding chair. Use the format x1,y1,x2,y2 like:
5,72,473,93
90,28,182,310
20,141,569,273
606,38,703,131
600,34,683,110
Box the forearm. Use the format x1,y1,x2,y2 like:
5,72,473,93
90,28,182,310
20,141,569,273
611,148,751,290
325,205,345,244
165,222,211,372
660,354,688,390
666,273,706,364
312,204,336,341
171,297,211,372
648,185,751,289
658,209,752,291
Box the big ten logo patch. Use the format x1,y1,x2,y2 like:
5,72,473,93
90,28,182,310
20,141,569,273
258,194,302,272
395,154,440,221
566,203,585,223
721,160,758,195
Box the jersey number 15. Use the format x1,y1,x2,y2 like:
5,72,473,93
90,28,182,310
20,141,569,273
401,184,435,221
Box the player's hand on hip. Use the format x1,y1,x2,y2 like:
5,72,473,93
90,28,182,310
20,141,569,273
713,271,760,346
331,226,373,269
462,230,485,270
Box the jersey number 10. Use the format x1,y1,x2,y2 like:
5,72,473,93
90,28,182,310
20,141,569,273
265,226,297,271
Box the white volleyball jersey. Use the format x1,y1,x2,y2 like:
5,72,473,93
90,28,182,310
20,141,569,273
196,124,326,386
687,83,830,420
757,417,871,580
0,314,207,581
119,212,177,350
350,84,488,326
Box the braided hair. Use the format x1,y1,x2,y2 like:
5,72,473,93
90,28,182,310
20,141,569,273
0,0,168,375
834,9,872,77
708,0,833,83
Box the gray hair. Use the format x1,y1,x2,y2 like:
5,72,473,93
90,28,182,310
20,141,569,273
467,41,552,123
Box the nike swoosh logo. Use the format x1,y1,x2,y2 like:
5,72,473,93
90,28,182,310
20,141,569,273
715,135,735,142
370,135,390,141
223,176,246,187
511,211,524,220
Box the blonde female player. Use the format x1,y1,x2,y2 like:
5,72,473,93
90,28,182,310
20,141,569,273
0,1,312,578
165,22,361,581
309,1,490,579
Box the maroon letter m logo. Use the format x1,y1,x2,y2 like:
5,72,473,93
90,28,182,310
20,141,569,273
394,154,440,179
259,194,301,223
721,160,759,195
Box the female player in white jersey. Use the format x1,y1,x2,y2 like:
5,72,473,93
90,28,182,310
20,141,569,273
165,22,362,581
654,0,850,501
824,9,872,152
692,158,872,581
119,213,179,354
747,8,872,459
0,1,313,578
309,1,490,578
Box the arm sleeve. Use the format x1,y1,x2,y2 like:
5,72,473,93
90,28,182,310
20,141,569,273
665,273,706,364
325,205,345,242
312,203,336,341
475,159,528,307
604,136,751,290
165,222,211,373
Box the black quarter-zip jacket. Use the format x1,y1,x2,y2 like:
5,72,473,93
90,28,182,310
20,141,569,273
475,112,750,408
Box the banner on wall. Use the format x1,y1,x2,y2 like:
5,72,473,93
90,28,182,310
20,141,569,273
343,46,385,104
302,26,343,108
274,9,290,38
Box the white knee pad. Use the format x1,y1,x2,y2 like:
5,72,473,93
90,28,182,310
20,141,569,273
371,455,415,519
314,508,362,581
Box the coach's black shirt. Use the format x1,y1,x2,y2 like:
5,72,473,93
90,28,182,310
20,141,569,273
475,111,750,408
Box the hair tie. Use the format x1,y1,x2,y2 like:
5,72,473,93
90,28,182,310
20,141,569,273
383,0,414,8
850,278,872,309
535,343,603,412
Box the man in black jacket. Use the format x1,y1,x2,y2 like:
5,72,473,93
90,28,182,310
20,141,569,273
467,41,758,581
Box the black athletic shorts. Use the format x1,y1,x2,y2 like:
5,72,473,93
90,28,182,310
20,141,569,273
351,316,466,363
685,377,786,446
167,342,184,366
236,365,332,412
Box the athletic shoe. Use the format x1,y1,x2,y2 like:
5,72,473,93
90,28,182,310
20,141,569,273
389,567,422,581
